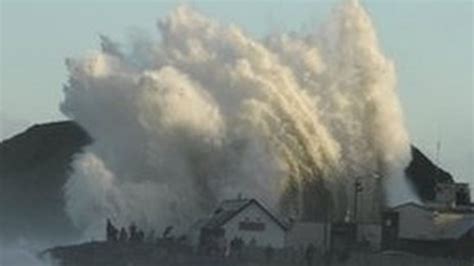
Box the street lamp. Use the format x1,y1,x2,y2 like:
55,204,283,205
353,178,363,223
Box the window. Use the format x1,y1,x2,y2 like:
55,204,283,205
239,221,265,231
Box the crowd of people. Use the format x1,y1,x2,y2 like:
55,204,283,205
106,219,147,243
105,219,322,265
105,219,185,244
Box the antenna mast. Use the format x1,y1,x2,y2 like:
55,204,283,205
435,123,442,167
436,140,441,166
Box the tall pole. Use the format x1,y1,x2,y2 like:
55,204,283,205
353,182,358,223
323,205,328,252
353,179,362,222
353,178,363,243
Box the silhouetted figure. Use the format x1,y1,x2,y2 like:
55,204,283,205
230,238,238,258
162,225,173,239
265,245,275,264
137,230,145,242
305,243,315,266
129,223,138,242
249,237,256,247
231,237,244,260
216,236,226,257
119,227,128,242
177,235,187,243
106,218,118,242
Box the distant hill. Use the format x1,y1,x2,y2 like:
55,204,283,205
0,121,454,241
0,121,91,242
405,146,454,201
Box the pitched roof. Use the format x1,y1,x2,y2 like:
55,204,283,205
202,198,289,231
392,202,474,214
391,202,432,212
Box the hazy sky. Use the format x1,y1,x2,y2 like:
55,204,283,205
1,0,472,186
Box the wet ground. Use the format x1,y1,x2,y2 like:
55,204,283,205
43,241,472,266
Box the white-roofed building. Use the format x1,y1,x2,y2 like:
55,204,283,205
386,202,474,258
190,197,289,254
392,202,474,241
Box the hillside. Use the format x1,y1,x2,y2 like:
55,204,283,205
0,121,91,242
405,146,454,200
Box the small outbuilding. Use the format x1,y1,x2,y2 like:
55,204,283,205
386,202,474,258
286,222,331,252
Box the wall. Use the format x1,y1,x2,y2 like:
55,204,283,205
396,205,436,240
357,224,382,250
434,184,456,206
285,222,330,251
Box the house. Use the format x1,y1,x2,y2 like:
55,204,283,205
434,182,471,207
384,202,474,258
192,198,289,251
392,202,474,240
